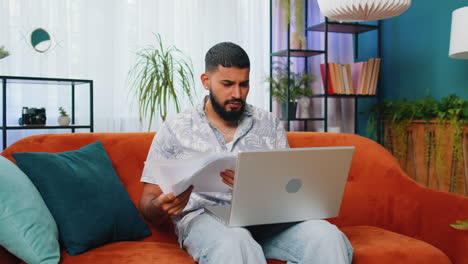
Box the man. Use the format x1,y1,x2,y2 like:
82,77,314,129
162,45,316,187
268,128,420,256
140,42,353,263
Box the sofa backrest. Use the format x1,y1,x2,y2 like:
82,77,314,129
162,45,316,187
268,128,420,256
1,132,419,242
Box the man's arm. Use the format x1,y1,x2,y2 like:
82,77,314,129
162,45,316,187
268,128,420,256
140,183,193,226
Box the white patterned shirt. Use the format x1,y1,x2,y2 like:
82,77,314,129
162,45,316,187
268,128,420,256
141,98,289,244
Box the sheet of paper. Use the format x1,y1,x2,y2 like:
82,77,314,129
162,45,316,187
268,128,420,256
145,153,236,196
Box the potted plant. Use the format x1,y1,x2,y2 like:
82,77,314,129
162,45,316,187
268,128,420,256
365,94,468,195
268,61,314,119
58,107,70,126
129,33,196,130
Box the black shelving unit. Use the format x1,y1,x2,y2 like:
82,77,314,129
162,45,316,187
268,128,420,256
1,76,94,150
269,0,381,138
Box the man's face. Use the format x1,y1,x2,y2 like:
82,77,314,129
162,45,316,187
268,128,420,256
204,66,250,121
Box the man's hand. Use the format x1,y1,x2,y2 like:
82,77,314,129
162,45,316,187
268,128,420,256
152,185,194,216
220,169,235,188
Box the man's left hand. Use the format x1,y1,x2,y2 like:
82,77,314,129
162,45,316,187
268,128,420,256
220,170,235,188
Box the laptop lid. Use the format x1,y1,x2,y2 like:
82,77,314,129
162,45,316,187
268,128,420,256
227,146,355,227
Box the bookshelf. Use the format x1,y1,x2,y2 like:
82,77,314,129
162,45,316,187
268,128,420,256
0,76,94,150
269,0,381,138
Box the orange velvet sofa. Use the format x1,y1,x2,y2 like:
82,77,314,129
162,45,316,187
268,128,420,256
1,132,467,264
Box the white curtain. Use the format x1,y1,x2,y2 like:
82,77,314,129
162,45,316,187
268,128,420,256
0,0,270,146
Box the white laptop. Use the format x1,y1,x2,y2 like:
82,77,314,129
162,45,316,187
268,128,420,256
204,146,355,227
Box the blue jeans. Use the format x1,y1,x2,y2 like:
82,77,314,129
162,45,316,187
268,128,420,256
181,213,353,264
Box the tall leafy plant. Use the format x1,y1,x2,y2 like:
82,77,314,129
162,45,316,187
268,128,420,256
129,34,195,130
279,0,306,48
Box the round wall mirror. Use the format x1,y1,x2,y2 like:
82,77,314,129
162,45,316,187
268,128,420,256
30,28,51,52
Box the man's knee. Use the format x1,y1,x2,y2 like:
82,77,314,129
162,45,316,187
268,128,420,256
297,220,337,233
301,221,353,261
216,228,258,248
298,220,347,245
203,227,265,263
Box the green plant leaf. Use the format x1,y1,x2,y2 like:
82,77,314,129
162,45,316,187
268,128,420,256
450,219,468,230
267,59,314,104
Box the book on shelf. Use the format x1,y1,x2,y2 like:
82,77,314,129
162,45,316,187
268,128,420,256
345,64,353,95
362,58,373,94
320,63,334,94
320,59,381,96
357,62,366,94
342,64,350,94
370,58,381,95
330,63,339,94
335,63,344,94
351,62,364,95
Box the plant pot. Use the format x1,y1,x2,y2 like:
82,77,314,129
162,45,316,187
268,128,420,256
383,119,468,195
280,102,297,119
298,97,311,118
58,116,71,126
290,32,307,50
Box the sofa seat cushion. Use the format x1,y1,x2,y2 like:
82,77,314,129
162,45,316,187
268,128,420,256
340,226,451,264
60,241,195,264
60,225,451,264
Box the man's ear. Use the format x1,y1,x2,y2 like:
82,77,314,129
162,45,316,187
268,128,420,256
200,73,210,91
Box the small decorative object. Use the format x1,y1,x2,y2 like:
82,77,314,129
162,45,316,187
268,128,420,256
58,107,71,126
18,107,46,125
317,0,411,22
298,96,311,119
449,6,468,59
0,46,9,59
30,28,52,53
328,126,341,133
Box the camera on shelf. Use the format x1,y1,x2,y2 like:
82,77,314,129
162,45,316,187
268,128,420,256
19,107,47,125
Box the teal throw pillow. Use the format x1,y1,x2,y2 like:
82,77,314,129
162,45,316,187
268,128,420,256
0,156,60,264
12,141,151,256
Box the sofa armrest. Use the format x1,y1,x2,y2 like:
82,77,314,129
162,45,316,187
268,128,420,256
351,164,468,264
287,132,468,263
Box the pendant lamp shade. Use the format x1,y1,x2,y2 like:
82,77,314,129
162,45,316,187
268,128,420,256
317,0,411,22
449,6,468,59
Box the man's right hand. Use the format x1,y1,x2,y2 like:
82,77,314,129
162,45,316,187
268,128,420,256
140,183,194,225
152,185,194,216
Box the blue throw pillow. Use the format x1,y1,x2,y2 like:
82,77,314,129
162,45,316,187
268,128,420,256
12,141,151,256
0,156,60,264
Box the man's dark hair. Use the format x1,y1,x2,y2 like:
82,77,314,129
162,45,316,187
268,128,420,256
205,42,250,72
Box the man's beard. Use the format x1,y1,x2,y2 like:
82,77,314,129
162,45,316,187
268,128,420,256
209,91,245,122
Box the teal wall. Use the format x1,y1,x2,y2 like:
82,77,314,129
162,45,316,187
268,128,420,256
381,0,468,100
357,0,468,138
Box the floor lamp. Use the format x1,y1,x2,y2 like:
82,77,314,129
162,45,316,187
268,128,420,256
449,6,468,59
